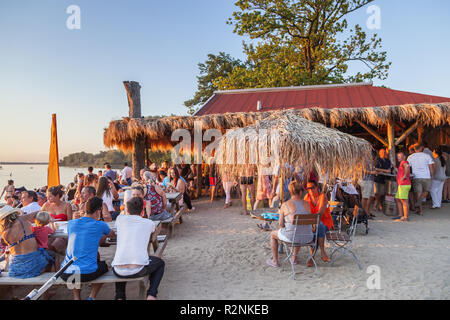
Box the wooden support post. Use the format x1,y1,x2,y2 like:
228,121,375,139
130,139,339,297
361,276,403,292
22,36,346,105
124,81,145,180
395,121,420,146
280,164,284,204
387,118,396,166
196,164,202,199
417,126,424,144
354,120,389,147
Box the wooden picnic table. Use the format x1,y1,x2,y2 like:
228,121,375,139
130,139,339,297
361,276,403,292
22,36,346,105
165,192,182,214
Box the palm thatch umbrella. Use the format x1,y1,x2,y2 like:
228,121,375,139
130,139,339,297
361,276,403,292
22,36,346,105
210,110,373,184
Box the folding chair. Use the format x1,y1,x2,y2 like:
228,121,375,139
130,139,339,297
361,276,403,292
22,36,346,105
326,205,363,270
328,201,345,231
279,214,321,280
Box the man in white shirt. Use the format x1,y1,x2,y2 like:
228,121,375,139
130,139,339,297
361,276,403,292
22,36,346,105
111,197,165,300
120,162,133,186
407,143,435,215
20,191,41,214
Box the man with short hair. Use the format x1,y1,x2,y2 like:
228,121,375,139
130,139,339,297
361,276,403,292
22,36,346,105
37,192,47,207
373,149,392,212
407,143,435,215
104,163,117,181
120,162,132,186
112,197,165,300
20,190,41,214
61,197,115,300
75,186,112,222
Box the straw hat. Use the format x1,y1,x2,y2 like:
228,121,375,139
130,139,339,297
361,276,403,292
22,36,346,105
0,205,21,221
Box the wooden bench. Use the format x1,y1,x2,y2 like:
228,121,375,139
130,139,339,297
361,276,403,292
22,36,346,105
161,205,186,238
0,235,169,300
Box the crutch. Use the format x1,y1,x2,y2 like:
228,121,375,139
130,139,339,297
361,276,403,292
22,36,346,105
24,257,77,300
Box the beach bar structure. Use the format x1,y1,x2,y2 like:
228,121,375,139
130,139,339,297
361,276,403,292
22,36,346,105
104,82,450,191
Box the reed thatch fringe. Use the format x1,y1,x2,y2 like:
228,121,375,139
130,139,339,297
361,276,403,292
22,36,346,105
207,111,373,183
104,102,450,153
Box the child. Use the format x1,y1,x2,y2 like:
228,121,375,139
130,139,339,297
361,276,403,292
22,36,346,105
32,211,56,265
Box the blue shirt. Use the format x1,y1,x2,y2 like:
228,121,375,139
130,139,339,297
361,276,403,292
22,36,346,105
104,169,117,181
161,176,185,188
63,217,111,274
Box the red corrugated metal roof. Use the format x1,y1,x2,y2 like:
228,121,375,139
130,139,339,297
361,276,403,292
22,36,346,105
195,83,450,116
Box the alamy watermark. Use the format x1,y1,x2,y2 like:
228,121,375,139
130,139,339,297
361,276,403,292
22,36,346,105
366,265,381,289
66,5,81,30
366,5,381,30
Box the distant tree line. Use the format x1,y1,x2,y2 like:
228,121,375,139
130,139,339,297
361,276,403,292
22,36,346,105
60,150,172,168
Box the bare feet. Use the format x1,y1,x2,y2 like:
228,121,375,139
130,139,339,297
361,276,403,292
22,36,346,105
146,295,157,300
307,259,314,268
291,257,298,265
266,258,279,268
321,256,330,262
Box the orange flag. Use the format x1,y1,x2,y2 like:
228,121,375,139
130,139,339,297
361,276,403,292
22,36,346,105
47,114,60,188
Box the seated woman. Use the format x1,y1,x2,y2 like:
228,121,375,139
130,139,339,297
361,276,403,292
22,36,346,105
41,186,73,222
0,205,54,279
169,167,195,211
267,181,315,268
96,176,119,220
143,172,172,221
41,186,73,255
304,180,332,265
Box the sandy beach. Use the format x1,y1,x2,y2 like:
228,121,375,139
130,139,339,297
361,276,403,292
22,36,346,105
3,199,450,300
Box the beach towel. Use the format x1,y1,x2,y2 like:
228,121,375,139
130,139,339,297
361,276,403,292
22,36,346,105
8,248,54,279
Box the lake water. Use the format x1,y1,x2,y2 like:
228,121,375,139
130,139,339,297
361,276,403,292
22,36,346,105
0,164,103,190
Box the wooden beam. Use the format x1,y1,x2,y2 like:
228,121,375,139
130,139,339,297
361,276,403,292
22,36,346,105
387,118,396,165
395,121,420,146
354,120,388,147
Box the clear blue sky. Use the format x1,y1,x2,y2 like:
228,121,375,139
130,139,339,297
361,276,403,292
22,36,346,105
1,0,449,162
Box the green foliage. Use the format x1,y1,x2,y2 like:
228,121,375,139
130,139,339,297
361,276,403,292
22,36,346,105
184,52,244,115
60,150,172,168
186,0,390,103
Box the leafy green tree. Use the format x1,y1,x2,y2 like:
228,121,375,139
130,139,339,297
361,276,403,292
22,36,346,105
216,0,390,89
184,52,243,115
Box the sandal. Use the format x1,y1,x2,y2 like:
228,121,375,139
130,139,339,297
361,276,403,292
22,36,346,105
266,258,279,268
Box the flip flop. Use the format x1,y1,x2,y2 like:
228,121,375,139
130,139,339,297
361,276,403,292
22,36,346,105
266,259,279,268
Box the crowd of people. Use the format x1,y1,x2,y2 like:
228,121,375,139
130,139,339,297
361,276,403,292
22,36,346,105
0,142,448,298
0,161,201,300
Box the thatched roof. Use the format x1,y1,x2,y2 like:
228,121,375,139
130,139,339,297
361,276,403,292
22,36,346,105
209,111,373,182
104,103,450,152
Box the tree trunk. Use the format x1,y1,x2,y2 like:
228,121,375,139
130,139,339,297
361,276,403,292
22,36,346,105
124,81,145,179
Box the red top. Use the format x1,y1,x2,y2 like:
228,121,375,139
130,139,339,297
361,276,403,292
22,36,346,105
397,160,411,186
304,193,334,230
31,225,55,249
50,213,67,221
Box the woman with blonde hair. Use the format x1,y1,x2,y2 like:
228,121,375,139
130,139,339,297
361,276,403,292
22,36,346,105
267,181,315,268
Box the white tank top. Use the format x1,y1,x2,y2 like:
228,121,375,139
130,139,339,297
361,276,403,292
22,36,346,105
102,191,114,212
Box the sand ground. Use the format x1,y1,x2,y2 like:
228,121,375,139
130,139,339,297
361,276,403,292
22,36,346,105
4,198,450,300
